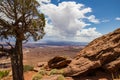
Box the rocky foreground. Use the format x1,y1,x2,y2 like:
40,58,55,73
34,28,120,80
63,28,120,77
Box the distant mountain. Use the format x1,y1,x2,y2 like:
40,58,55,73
0,41,88,48
24,41,88,48
39,41,88,46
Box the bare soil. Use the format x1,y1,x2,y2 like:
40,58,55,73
23,46,83,66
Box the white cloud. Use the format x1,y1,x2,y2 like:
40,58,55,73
76,28,101,37
87,15,100,24
115,17,120,21
39,1,102,42
75,28,102,42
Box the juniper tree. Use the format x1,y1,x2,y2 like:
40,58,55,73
0,0,45,80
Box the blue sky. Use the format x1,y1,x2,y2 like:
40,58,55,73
51,0,120,34
0,0,120,43
80,0,120,34
38,0,120,42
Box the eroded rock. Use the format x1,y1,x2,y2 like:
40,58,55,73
48,56,71,69
64,28,120,76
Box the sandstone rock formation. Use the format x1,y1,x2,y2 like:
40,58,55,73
48,56,71,69
64,28,120,76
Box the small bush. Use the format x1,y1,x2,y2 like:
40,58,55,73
49,69,58,75
38,70,47,76
49,69,64,75
40,67,45,70
24,65,33,72
57,75,65,80
32,74,43,80
0,70,9,79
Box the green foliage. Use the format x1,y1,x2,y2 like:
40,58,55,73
32,68,65,80
38,69,47,76
0,70,9,79
0,0,46,80
57,75,65,80
0,0,45,41
49,69,58,75
23,65,34,72
49,69,64,75
32,74,43,80
40,67,45,70
0,0,3,3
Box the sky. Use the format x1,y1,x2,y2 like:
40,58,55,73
37,0,120,42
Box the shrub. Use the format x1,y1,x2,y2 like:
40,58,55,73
32,74,43,80
0,70,9,79
49,69,64,75
49,69,58,75
38,70,47,76
57,75,65,80
23,65,34,72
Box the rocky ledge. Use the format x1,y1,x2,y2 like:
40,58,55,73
63,28,120,77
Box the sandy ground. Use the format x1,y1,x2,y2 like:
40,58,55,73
23,46,83,66
3,71,112,80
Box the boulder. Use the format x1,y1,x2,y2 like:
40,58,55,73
64,57,101,76
64,28,120,76
48,56,71,69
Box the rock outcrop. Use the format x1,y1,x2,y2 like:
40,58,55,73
48,56,71,69
64,28,120,76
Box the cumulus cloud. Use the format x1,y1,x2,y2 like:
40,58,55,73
115,17,120,21
75,28,102,42
87,15,100,24
76,28,101,37
39,1,102,42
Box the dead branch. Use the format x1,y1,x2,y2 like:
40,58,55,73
0,44,11,54
6,42,14,49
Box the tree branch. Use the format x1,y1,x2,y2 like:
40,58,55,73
6,42,14,49
0,2,15,20
0,18,12,28
0,44,11,53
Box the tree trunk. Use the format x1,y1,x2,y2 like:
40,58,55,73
10,39,24,80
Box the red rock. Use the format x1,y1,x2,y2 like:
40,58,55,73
48,56,71,69
64,28,120,76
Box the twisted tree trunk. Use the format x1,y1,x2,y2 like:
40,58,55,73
10,38,24,80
